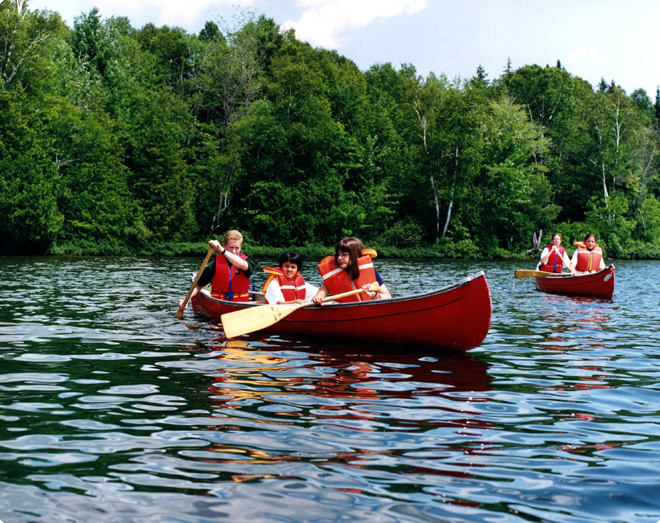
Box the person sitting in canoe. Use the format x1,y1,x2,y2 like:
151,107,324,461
311,237,392,305
570,233,606,274
262,252,319,305
537,233,575,275
177,230,256,311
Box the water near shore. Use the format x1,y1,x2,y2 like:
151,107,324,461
1,256,659,522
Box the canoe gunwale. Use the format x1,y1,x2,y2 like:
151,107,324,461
536,265,612,282
198,271,487,310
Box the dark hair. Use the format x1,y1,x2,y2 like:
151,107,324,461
552,233,562,242
335,237,364,280
278,252,302,271
583,233,597,243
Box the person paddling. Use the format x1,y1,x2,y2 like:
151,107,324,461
538,233,575,276
177,230,256,311
262,252,319,305
570,233,606,274
311,237,391,305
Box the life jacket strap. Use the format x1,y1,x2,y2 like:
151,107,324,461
211,290,250,301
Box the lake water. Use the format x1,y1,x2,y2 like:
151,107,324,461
0,256,659,523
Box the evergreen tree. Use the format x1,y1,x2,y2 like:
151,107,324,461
475,64,488,85
199,21,223,43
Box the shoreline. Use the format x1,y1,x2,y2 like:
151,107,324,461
3,240,655,260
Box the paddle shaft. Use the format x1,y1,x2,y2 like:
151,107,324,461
175,246,215,318
266,286,369,317
320,286,375,304
221,284,379,338
514,269,571,279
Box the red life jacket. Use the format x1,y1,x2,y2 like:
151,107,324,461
211,253,250,302
261,267,306,302
575,244,603,273
539,245,565,273
317,252,377,303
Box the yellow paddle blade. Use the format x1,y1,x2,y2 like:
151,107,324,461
221,303,304,338
514,269,569,279
220,282,380,338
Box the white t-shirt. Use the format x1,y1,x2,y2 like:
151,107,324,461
536,246,572,271
265,280,319,304
570,249,606,273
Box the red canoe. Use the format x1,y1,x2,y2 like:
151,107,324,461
535,265,615,299
191,272,492,351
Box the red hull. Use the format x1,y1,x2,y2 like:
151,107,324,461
192,272,492,351
535,265,615,299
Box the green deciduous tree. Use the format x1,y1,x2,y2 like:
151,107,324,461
2,3,660,257
481,95,556,247
0,0,58,89
128,91,197,242
0,90,63,253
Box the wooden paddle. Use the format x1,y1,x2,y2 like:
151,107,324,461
221,283,380,338
514,269,572,279
174,246,215,318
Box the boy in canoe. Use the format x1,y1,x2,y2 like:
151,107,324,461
178,230,256,311
262,252,319,305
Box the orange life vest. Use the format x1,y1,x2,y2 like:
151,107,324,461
211,252,250,302
574,243,603,273
317,251,377,303
540,245,565,273
261,267,306,302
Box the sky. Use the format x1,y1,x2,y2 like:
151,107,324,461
27,0,660,98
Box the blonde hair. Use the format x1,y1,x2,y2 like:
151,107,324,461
223,230,243,245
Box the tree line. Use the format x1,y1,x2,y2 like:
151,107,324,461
2,1,660,258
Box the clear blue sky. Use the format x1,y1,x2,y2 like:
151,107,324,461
28,0,660,98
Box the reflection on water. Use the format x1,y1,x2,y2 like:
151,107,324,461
0,256,660,522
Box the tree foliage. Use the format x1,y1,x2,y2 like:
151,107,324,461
2,4,660,258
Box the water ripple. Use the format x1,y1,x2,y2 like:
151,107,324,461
1,257,660,522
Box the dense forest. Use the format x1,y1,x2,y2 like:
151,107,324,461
2,1,660,258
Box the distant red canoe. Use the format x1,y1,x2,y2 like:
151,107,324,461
191,272,492,351
535,265,615,299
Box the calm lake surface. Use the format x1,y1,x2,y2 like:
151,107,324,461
1,256,659,523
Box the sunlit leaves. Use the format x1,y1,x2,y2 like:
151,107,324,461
1,3,660,257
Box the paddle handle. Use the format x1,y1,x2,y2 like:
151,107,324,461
294,284,376,312
175,246,215,318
